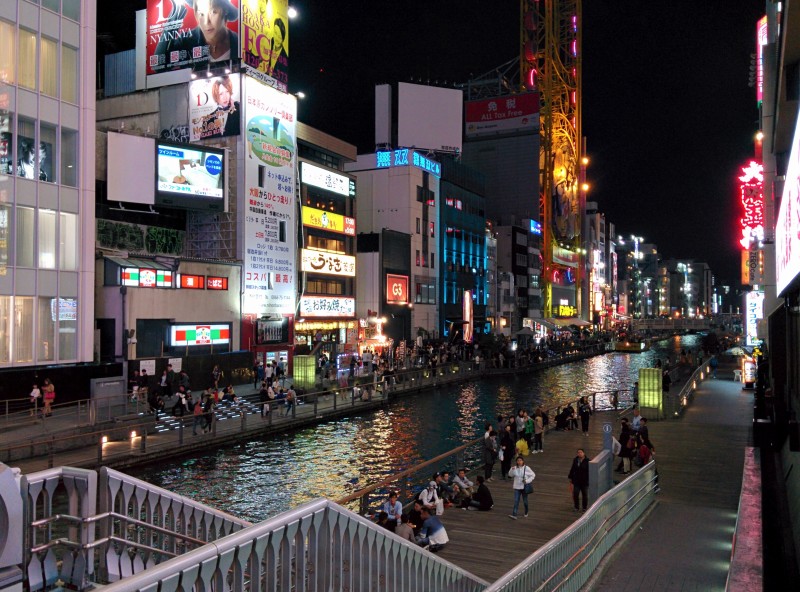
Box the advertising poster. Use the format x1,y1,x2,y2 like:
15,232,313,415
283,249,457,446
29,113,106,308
146,0,240,76
301,206,355,236
241,0,289,92
465,92,539,137
15,135,53,182
243,76,297,316
189,74,242,141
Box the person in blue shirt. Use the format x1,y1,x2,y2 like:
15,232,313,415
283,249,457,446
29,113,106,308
415,507,449,552
382,491,402,532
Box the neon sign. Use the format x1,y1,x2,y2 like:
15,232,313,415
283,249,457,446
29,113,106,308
745,291,764,346
376,149,441,177
738,161,764,249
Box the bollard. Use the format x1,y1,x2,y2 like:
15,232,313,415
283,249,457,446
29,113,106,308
140,430,147,453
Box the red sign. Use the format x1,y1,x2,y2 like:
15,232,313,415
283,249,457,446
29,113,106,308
386,274,409,304
738,161,764,249
344,216,356,236
465,92,539,137
179,274,204,289
207,276,228,290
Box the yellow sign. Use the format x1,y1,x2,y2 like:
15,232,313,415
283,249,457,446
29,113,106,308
241,0,290,91
302,207,356,235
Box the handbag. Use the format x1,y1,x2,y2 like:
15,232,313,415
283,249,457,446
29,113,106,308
524,482,534,495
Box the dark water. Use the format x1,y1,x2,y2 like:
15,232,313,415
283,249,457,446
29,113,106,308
130,335,700,522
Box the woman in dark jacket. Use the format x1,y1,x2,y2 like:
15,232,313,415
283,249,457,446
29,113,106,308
616,419,634,474
499,424,515,480
482,431,498,480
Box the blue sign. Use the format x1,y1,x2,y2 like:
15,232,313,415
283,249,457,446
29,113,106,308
530,220,543,235
205,154,223,176
376,149,441,177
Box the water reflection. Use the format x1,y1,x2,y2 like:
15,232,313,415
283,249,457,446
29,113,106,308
131,335,701,522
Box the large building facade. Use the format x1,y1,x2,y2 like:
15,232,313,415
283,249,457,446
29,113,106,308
0,1,96,380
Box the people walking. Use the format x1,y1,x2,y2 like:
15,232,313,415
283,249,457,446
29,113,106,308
483,430,498,480
533,409,544,453
507,456,535,519
568,448,590,512
578,397,592,435
616,418,634,474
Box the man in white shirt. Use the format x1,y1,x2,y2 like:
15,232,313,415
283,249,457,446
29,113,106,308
418,481,440,514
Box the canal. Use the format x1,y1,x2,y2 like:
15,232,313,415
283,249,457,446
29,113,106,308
129,335,701,522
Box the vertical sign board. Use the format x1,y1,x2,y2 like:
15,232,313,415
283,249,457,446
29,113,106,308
638,368,663,418
745,291,764,346
463,289,474,343
240,0,290,92
242,77,297,317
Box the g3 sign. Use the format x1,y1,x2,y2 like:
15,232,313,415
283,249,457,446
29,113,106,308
386,274,409,304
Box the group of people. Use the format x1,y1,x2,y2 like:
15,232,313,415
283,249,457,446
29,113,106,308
253,359,286,389
257,381,297,417
28,379,56,417
481,408,552,484
613,409,655,474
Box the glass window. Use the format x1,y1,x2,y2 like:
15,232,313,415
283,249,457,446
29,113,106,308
0,205,11,274
63,0,80,22
38,209,57,268
40,124,56,183
14,296,33,363
37,296,55,361
18,29,37,91
16,117,36,180
0,20,15,84
58,297,77,361
42,0,60,13
16,206,35,267
40,37,58,97
0,110,13,177
59,212,78,270
61,45,78,103
0,296,10,364
61,128,77,186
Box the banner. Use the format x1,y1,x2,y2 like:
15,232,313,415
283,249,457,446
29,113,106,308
241,0,289,92
300,249,356,276
300,296,355,318
301,206,355,236
170,323,231,346
146,0,240,75
242,77,297,316
463,290,474,343
189,74,241,141
741,249,763,286
465,92,539,137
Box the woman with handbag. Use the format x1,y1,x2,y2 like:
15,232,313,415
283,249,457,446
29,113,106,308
508,455,535,519
42,379,56,416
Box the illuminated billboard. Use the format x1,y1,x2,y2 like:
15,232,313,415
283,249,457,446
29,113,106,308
777,114,800,294
189,74,241,141
156,141,226,211
745,291,764,346
146,0,240,76
756,16,767,104
465,92,539,137
170,323,231,346
463,290,474,343
242,76,297,316
301,206,356,236
300,296,355,318
241,0,289,92
740,249,763,286
301,162,354,197
376,149,441,177
301,249,356,276
386,274,409,304
737,161,764,249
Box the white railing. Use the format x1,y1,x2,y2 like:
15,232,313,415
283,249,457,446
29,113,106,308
484,463,658,592
99,498,489,592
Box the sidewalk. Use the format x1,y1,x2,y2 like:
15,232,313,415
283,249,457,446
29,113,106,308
587,375,753,591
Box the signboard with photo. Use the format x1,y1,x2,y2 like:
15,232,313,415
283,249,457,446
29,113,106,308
189,74,242,141
241,0,289,92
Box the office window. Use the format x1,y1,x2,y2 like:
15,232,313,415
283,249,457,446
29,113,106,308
0,20,15,84
59,298,78,361
416,218,420,234
16,206,35,267
415,282,436,305
61,45,78,104
37,297,55,361
40,37,58,97
415,250,420,266
16,117,36,180
0,296,9,363
63,0,81,22
38,209,57,269
429,222,435,237
59,212,78,270
14,296,34,363
61,128,78,186
42,0,60,13
0,110,13,176
306,235,344,252
41,124,56,183
18,29,37,90
430,253,434,269
0,205,10,271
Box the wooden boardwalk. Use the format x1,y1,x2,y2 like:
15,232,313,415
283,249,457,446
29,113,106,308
435,409,624,582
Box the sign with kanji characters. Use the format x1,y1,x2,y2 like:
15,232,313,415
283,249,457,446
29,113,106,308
465,92,539,137
301,249,356,276
300,296,355,318
301,206,356,236
738,161,764,249
170,324,231,346
243,76,297,315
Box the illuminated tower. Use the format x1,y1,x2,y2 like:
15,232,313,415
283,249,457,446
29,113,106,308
521,0,583,319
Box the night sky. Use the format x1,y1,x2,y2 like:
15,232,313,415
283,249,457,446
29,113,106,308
102,1,765,284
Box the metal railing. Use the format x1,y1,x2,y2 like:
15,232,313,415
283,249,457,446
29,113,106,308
668,359,713,417
19,465,250,591
484,462,658,592
97,498,489,592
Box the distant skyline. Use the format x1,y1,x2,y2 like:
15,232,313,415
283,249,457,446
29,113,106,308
103,1,765,284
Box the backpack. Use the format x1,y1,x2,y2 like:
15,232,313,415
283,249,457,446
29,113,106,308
626,437,636,450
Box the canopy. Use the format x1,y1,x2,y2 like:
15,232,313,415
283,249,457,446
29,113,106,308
514,327,535,336
531,318,558,330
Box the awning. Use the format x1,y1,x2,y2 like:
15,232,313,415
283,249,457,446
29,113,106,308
545,317,591,328
532,318,558,330
105,256,172,270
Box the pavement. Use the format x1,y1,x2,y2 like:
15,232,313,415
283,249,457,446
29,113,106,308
587,366,754,591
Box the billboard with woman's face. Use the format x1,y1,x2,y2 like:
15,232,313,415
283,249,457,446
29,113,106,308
147,0,240,75
188,73,242,140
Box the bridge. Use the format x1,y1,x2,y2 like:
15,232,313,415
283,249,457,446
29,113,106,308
0,359,761,591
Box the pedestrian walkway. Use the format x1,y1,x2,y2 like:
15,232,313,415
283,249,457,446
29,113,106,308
586,377,753,591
